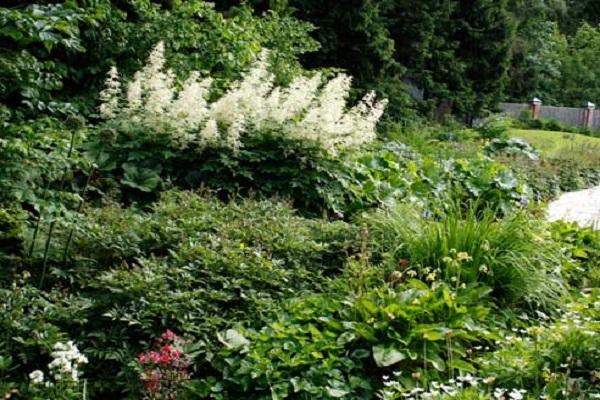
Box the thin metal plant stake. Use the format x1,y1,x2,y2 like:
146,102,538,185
39,129,77,289
62,167,95,264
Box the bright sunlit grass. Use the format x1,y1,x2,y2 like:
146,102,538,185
510,128,600,158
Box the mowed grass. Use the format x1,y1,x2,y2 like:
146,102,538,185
511,128,600,158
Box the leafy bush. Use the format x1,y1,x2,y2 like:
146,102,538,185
27,191,358,396
0,117,90,209
364,206,566,309
551,221,600,288
0,208,26,268
209,281,497,399
477,291,600,399
1,1,318,119
477,115,511,140
87,122,346,214
335,141,527,216
509,157,600,201
484,138,539,160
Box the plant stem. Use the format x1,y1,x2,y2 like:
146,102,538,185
28,214,42,257
62,167,95,264
39,220,55,289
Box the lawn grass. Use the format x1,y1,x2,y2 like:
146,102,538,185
510,128,600,157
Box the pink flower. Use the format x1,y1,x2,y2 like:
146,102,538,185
148,351,160,364
160,352,170,366
160,344,173,355
161,330,176,342
138,353,148,364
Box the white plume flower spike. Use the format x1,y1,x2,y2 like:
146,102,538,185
99,43,387,153
99,66,121,119
126,72,143,115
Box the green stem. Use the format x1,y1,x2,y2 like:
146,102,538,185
39,221,55,289
28,214,42,257
62,167,94,264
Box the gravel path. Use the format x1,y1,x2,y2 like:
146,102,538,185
548,186,600,228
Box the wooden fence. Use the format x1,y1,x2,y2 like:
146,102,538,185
499,100,599,131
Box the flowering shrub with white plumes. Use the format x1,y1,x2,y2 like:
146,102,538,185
99,42,387,154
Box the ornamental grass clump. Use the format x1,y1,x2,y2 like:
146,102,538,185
365,205,566,310
99,42,387,154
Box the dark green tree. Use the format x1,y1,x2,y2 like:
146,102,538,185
446,0,515,117
230,0,515,119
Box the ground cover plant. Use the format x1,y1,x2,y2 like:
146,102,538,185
2,1,600,400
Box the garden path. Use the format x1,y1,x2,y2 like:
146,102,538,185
548,186,600,228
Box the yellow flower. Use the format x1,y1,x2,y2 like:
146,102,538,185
456,252,472,262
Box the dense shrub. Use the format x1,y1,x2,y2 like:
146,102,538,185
477,115,511,140
20,191,359,396
335,141,528,217
208,281,497,399
87,121,347,214
508,157,600,201
483,138,539,160
0,208,26,268
0,1,318,119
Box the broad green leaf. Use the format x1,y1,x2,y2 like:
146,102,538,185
372,344,406,367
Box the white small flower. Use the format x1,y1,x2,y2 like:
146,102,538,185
508,389,525,400
29,370,44,384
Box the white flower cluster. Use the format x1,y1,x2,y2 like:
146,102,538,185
48,341,88,382
29,369,44,385
379,372,527,400
99,42,387,154
29,341,88,388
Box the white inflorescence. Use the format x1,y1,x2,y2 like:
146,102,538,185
99,66,121,119
47,341,88,382
29,369,44,385
99,41,388,154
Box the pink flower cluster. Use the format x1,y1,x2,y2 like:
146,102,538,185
137,330,191,399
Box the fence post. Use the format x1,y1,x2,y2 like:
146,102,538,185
530,97,542,119
583,102,595,128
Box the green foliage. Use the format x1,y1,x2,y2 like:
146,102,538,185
509,157,600,201
477,291,600,399
557,22,600,106
0,208,26,267
483,138,539,160
209,281,497,399
0,117,89,208
0,1,318,119
0,2,91,116
26,191,357,396
86,123,346,214
506,0,567,103
335,140,526,216
551,221,600,288
477,116,512,140
364,206,566,309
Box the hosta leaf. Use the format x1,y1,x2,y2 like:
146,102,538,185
372,344,406,367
